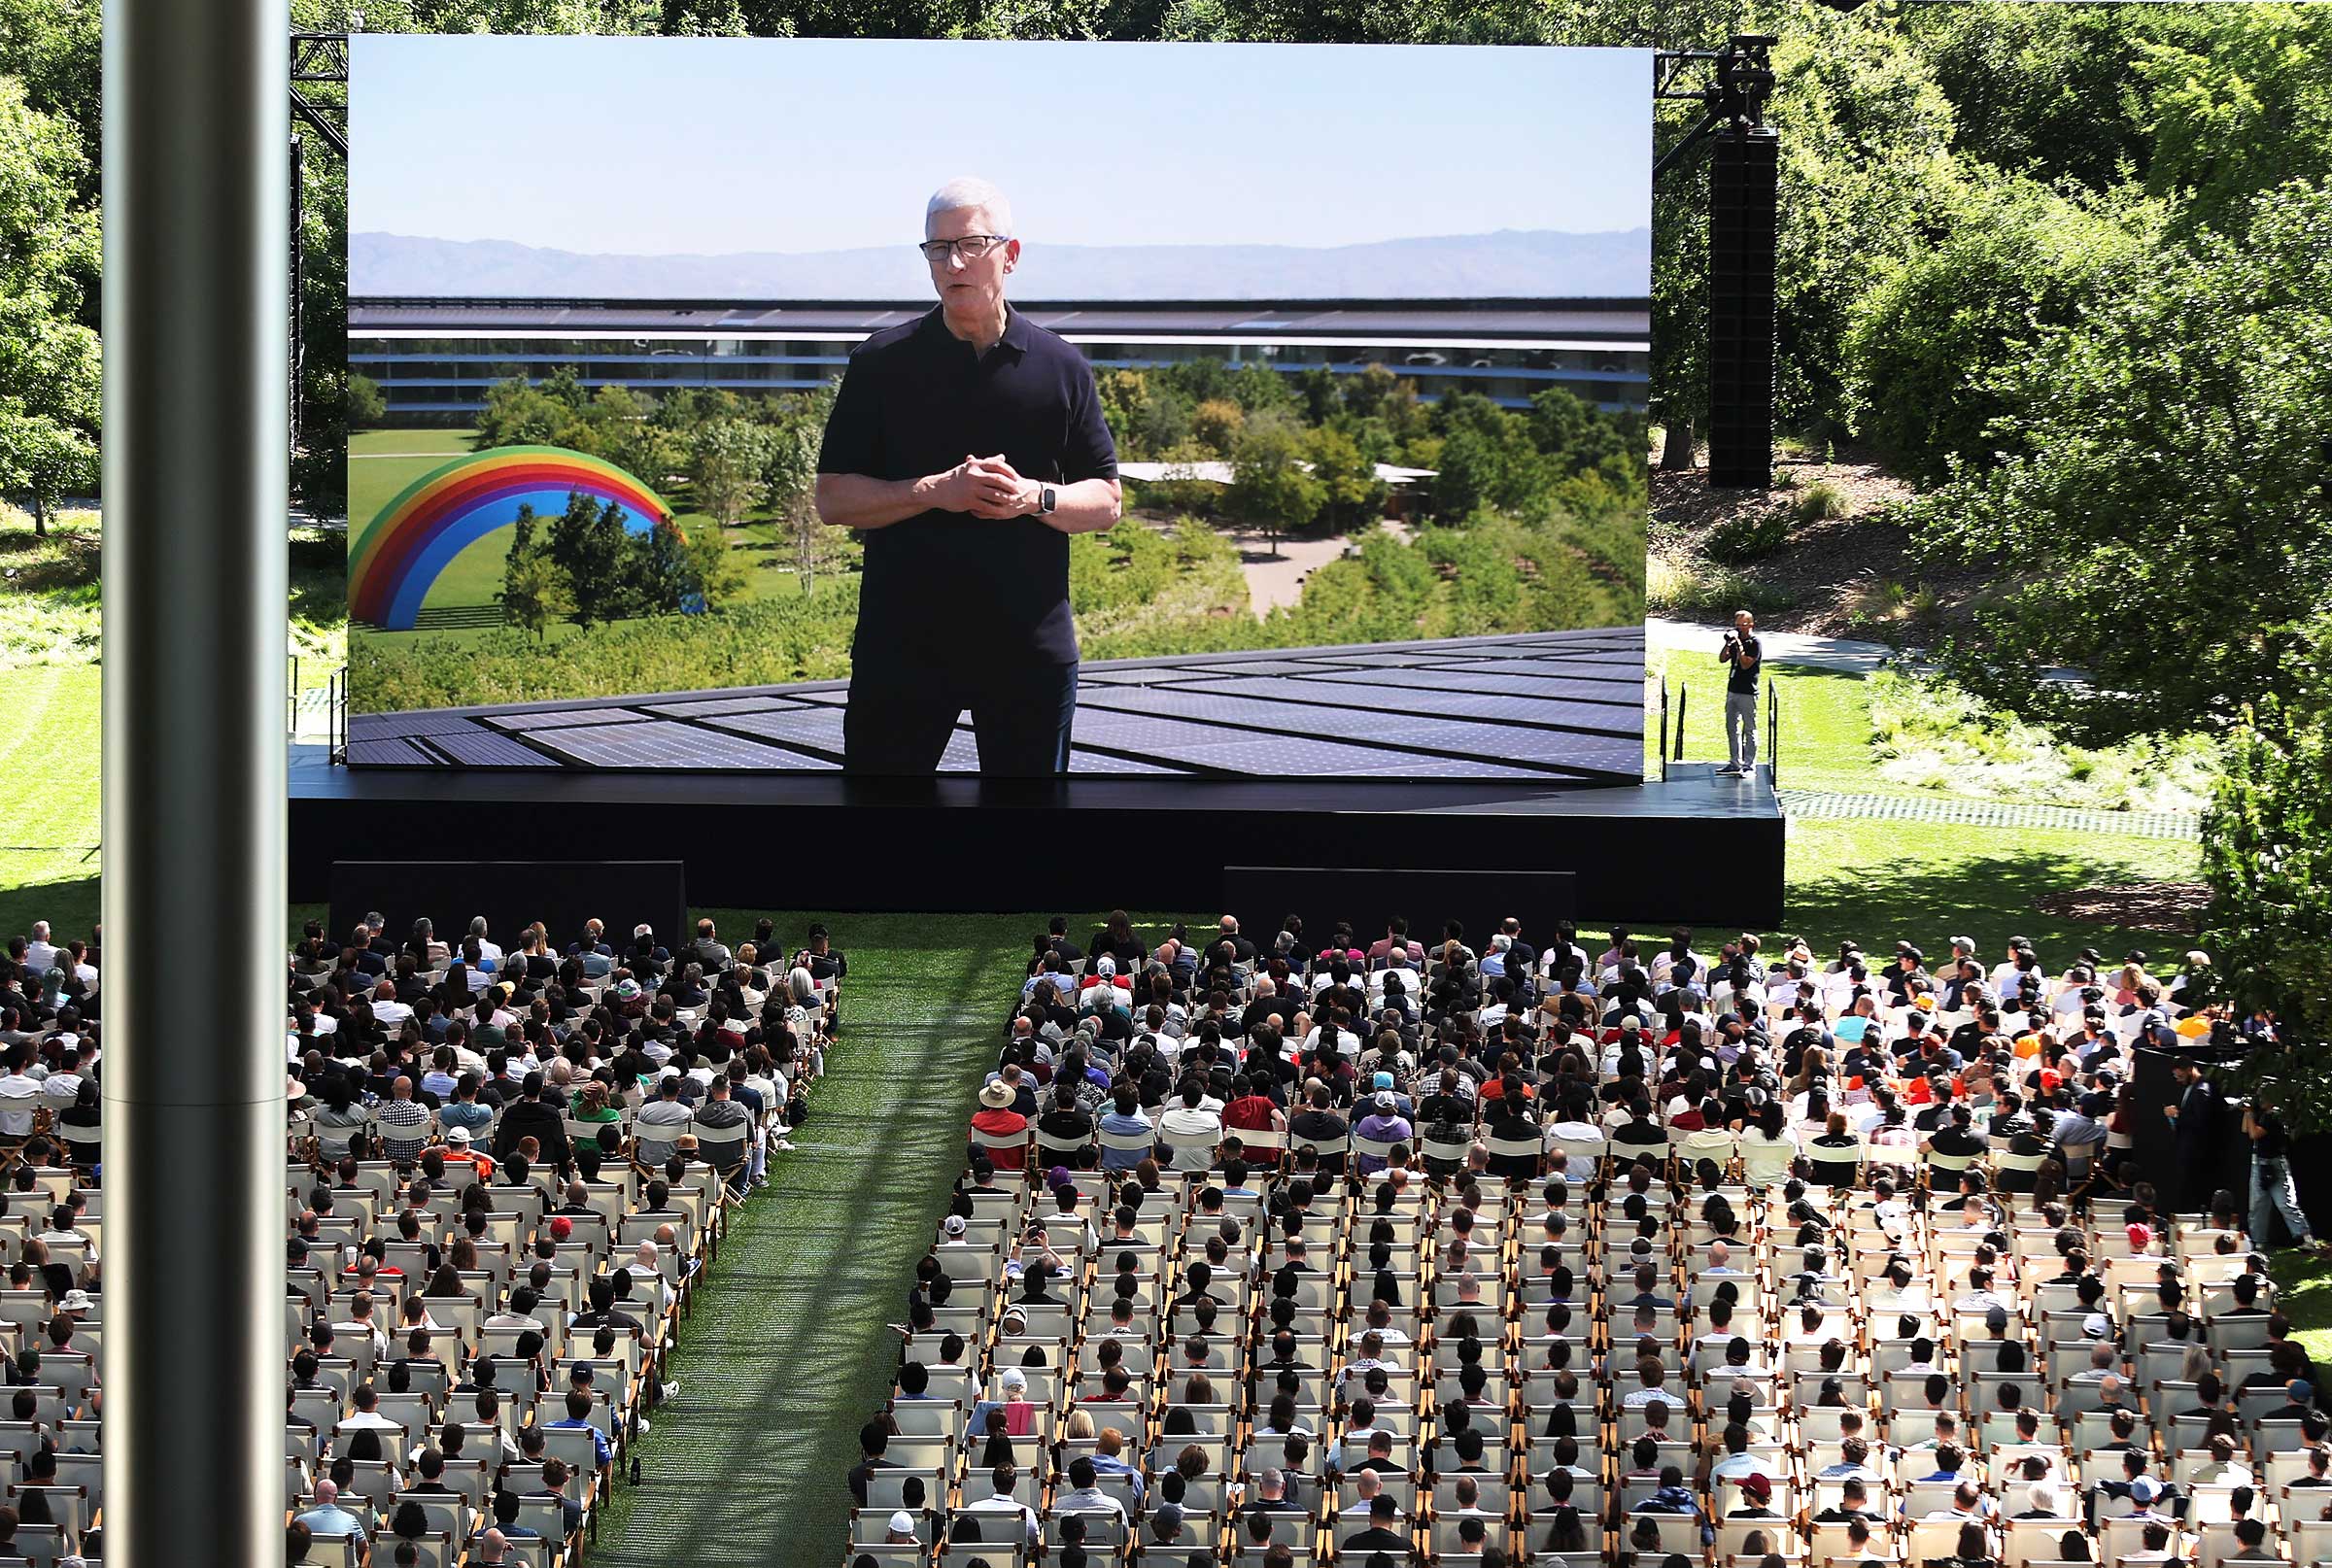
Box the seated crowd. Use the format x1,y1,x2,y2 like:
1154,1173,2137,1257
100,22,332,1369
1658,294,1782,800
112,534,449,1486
272,911,843,1568
845,912,2312,1568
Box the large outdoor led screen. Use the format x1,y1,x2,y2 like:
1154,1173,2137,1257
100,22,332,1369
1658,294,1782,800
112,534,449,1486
345,36,1652,779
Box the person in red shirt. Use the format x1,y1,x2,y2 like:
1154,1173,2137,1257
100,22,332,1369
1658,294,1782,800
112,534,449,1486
970,1078,1030,1171
1223,1074,1284,1137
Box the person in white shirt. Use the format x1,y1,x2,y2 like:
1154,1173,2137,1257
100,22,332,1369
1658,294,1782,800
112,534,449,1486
466,917,503,970
336,1384,402,1432
368,979,414,1031
0,1050,41,1138
21,924,59,980
964,1462,1040,1546
39,1062,82,1104
1053,1456,1128,1527
1155,1082,1223,1172
624,1240,673,1316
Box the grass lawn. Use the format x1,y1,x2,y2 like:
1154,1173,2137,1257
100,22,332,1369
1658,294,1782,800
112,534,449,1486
1764,816,2197,960
1649,649,1951,798
0,665,102,940
2271,1252,2332,1369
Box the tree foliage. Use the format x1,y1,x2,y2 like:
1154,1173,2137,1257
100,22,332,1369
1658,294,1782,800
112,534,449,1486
2137,5,2332,242
1841,175,2160,484
497,502,572,639
0,76,98,529
547,494,634,630
2203,668,2332,1131
1226,412,1323,552
1908,179,2332,744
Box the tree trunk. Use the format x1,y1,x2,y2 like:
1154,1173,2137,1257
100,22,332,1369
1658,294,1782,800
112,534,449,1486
1660,419,1697,472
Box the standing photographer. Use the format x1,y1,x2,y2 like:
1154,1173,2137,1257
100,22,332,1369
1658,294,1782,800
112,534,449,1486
1718,608,1763,777
2244,1098,2325,1253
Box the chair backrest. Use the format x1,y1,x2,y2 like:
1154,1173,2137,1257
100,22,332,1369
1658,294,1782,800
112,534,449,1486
1547,1134,1606,1169
689,1116,750,1166
1034,1127,1094,1159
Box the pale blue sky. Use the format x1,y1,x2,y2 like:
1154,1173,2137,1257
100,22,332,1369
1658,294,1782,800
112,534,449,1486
349,36,1650,255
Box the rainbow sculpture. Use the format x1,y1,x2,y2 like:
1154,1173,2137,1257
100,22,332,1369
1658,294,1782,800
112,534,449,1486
350,445,678,631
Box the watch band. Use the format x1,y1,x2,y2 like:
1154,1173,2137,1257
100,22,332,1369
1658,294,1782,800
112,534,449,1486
1039,486,1057,516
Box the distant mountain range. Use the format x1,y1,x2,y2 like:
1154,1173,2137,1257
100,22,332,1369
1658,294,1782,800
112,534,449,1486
349,228,1651,300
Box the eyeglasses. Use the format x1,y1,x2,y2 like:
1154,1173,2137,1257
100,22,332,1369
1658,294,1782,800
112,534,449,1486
917,234,1010,264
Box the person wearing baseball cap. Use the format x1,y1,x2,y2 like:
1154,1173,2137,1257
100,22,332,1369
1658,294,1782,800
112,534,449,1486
885,1511,919,1544
2268,1379,2318,1422
1732,1472,1780,1518
440,1122,495,1182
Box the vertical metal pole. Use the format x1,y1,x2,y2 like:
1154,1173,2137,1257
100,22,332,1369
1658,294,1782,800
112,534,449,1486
1658,675,1670,783
101,0,288,1560
291,132,305,465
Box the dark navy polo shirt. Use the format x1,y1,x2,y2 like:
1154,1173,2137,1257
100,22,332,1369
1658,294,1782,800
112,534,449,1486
817,302,1117,674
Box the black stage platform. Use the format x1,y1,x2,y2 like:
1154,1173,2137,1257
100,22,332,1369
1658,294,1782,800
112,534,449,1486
344,628,1648,784
290,748,1786,928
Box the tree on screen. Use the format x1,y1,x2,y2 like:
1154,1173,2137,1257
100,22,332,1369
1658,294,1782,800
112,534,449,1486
1227,412,1324,559
497,504,573,641
549,493,631,631
1304,424,1387,532
691,418,772,529
681,522,747,610
759,419,823,595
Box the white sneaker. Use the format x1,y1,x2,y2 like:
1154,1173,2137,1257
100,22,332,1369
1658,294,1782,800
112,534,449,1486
773,1139,797,1152
637,1418,651,1434
662,1381,680,1402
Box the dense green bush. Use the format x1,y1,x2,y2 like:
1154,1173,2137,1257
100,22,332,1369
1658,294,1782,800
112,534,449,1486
1842,176,2158,483
1705,507,1793,563
1867,669,2219,812
2205,674,2332,1131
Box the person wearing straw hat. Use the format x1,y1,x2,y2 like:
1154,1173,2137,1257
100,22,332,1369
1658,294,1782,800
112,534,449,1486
971,1076,1029,1172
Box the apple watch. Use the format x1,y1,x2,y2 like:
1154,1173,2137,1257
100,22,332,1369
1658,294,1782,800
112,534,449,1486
1038,485,1056,516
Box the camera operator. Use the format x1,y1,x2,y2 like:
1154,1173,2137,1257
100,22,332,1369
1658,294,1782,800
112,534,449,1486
1718,608,1764,777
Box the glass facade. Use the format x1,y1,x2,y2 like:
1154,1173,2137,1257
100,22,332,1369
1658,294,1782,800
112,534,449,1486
350,332,1651,417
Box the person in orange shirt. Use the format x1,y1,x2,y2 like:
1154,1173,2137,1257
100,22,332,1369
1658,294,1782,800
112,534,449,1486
440,1125,497,1183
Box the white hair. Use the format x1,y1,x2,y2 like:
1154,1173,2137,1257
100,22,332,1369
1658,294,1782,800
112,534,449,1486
926,176,1013,237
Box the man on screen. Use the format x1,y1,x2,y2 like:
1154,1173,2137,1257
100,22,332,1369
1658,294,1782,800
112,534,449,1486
815,176,1122,774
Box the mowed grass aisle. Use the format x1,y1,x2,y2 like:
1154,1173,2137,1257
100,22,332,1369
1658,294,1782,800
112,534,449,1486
590,910,1031,1568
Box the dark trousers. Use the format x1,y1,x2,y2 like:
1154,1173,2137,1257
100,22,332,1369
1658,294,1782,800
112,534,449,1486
842,659,1078,775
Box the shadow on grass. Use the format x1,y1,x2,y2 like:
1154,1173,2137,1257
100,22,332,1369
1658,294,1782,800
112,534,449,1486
0,533,102,596
291,532,351,631
0,880,99,944
1781,839,2201,958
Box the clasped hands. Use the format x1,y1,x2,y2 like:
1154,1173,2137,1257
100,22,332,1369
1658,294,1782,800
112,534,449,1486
942,452,1041,519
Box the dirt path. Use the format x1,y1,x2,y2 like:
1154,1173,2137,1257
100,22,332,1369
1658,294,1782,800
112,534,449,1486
1231,521,1412,616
